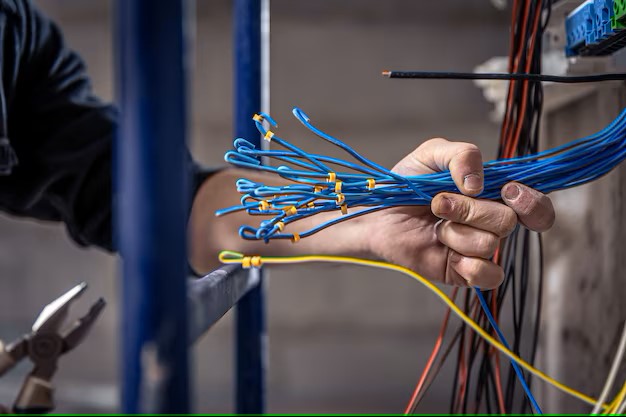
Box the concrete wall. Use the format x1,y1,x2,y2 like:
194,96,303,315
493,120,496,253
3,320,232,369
0,0,510,413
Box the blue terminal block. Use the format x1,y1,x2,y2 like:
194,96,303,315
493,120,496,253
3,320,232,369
566,0,595,56
591,0,620,43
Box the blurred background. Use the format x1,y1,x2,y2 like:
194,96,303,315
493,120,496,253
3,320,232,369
3,0,614,414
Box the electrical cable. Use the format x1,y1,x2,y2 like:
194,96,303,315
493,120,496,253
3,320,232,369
616,384,626,414
408,322,466,413
217,107,626,244
218,250,607,409
403,287,458,415
381,71,626,83
474,288,542,414
606,382,626,414
591,321,626,414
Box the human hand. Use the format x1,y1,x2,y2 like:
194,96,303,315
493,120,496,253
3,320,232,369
364,138,555,289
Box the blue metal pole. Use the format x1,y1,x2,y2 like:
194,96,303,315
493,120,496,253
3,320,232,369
115,0,190,413
234,0,267,413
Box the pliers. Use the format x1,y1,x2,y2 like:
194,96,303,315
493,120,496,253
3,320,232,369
0,282,105,414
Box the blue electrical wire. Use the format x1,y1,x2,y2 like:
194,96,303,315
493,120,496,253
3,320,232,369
216,107,626,243
474,287,543,414
217,107,626,412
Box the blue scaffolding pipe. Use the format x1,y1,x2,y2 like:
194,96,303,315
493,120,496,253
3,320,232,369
234,0,268,413
187,266,259,345
115,0,190,413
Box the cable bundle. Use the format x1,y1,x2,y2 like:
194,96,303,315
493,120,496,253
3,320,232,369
217,106,626,244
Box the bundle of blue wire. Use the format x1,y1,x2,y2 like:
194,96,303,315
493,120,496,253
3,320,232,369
214,106,620,414
216,106,626,245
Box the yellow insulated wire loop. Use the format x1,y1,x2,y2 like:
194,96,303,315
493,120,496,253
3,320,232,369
334,181,343,193
217,250,606,409
327,172,336,183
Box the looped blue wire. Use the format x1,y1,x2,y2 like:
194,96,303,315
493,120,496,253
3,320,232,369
217,107,626,243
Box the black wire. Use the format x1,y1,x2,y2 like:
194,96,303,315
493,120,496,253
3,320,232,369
449,289,471,414
522,232,545,414
382,70,626,83
445,2,553,413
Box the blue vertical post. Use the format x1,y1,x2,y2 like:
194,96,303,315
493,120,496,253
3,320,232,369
115,0,190,413
234,0,268,413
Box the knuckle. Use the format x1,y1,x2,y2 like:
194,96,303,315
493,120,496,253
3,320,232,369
455,198,472,222
475,232,498,257
463,143,480,153
467,258,486,279
497,207,518,237
455,145,481,163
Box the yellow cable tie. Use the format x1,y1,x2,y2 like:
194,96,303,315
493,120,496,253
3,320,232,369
251,256,262,268
334,181,342,193
259,200,271,211
291,233,300,243
327,172,336,183
307,202,316,208
336,193,345,205
241,255,262,269
367,178,376,190
283,206,297,216
253,114,264,123
276,221,285,232
264,131,274,142
314,185,324,193
340,203,348,215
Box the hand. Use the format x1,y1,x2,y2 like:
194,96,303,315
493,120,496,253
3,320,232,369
365,138,555,289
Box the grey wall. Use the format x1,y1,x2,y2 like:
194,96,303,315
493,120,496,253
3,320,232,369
0,0,510,413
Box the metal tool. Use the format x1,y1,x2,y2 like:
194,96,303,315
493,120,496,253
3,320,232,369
0,283,105,414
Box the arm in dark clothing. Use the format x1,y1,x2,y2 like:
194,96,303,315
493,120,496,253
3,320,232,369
0,0,213,252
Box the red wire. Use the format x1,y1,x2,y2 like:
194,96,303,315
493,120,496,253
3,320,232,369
501,0,531,155
456,295,481,412
499,0,522,151
491,285,506,413
506,0,543,158
403,288,459,414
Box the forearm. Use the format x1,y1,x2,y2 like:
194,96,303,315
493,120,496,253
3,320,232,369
188,168,371,274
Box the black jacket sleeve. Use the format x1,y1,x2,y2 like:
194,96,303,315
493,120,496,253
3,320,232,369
0,0,214,252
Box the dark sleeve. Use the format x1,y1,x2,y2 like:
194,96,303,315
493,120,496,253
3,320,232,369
0,0,216,252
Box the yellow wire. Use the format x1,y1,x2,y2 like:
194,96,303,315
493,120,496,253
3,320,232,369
219,250,608,409
604,382,626,415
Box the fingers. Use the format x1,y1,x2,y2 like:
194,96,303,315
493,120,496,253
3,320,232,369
501,182,555,232
436,221,499,259
448,251,504,289
411,138,484,196
431,192,517,238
